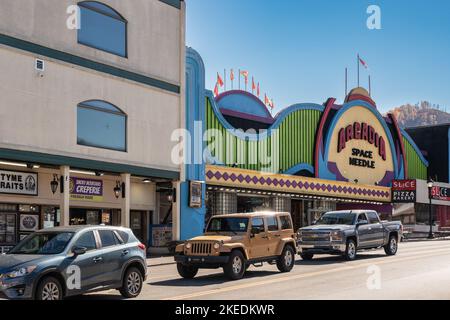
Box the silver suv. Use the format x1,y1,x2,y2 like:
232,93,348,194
0,226,147,300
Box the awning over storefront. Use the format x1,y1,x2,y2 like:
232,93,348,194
206,165,391,203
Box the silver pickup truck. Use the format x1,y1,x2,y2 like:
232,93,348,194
297,210,403,261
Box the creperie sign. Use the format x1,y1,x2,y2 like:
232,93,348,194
337,122,387,161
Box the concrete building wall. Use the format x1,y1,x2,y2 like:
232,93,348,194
0,0,182,84
0,46,180,171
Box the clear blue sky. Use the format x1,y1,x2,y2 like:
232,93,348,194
186,0,450,113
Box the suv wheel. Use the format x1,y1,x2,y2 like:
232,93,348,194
300,252,314,261
120,267,143,298
177,263,199,279
344,239,357,261
36,276,63,301
277,245,295,272
223,250,246,280
384,235,398,256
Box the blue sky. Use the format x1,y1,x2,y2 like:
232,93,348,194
186,0,450,113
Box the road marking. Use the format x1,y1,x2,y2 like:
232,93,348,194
162,247,450,300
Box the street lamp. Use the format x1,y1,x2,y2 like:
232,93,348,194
50,175,59,194
114,181,122,199
427,179,434,239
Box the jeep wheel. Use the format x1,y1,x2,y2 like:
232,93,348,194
36,276,63,301
277,245,295,272
344,239,357,261
177,263,199,279
120,267,144,298
384,235,398,256
223,250,246,280
300,252,314,261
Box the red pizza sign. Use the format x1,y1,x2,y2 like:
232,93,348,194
392,180,416,203
392,180,416,191
431,186,450,201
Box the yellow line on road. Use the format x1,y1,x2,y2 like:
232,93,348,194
162,247,450,300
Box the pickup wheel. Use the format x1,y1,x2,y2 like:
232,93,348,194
344,239,357,261
277,245,295,272
300,252,314,261
177,263,199,279
384,235,398,256
223,250,246,280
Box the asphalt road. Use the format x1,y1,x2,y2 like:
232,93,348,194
74,239,450,300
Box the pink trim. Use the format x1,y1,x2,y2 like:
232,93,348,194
345,94,377,108
388,113,408,178
314,98,336,178
219,108,275,124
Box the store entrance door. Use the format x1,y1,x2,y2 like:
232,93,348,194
291,200,304,231
130,211,146,244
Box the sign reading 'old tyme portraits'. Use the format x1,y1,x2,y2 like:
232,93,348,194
392,180,416,203
70,177,103,202
0,170,38,196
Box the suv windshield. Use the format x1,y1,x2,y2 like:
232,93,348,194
9,232,74,255
315,212,356,225
207,217,249,233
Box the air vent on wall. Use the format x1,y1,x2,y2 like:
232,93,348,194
35,59,45,71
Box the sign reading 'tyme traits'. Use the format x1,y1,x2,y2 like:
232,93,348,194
70,177,103,202
0,170,38,196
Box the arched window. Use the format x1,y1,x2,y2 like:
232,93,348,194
78,1,127,57
77,100,127,151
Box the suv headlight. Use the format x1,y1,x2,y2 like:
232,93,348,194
213,243,220,250
6,266,37,279
330,231,343,241
185,243,192,249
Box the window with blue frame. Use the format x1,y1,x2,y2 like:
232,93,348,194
77,100,127,152
78,1,127,57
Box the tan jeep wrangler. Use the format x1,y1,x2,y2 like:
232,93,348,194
174,212,297,280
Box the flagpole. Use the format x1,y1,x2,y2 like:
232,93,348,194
224,69,227,91
357,54,360,87
238,69,241,90
345,67,348,97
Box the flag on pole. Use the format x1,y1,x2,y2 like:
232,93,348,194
240,71,249,84
264,94,269,106
358,56,369,69
217,73,224,87
257,83,260,97
214,82,219,97
252,77,256,94
230,69,234,89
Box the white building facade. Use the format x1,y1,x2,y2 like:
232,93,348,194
0,0,185,252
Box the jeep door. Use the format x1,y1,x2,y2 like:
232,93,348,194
249,217,269,259
266,216,281,256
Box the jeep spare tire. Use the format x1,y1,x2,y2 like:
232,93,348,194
223,250,246,280
277,245,295,272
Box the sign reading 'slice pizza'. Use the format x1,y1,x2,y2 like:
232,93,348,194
327,105,395,186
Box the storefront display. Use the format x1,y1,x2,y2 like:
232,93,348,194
150,225,172,247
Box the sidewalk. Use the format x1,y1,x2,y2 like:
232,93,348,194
146,255,176,267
